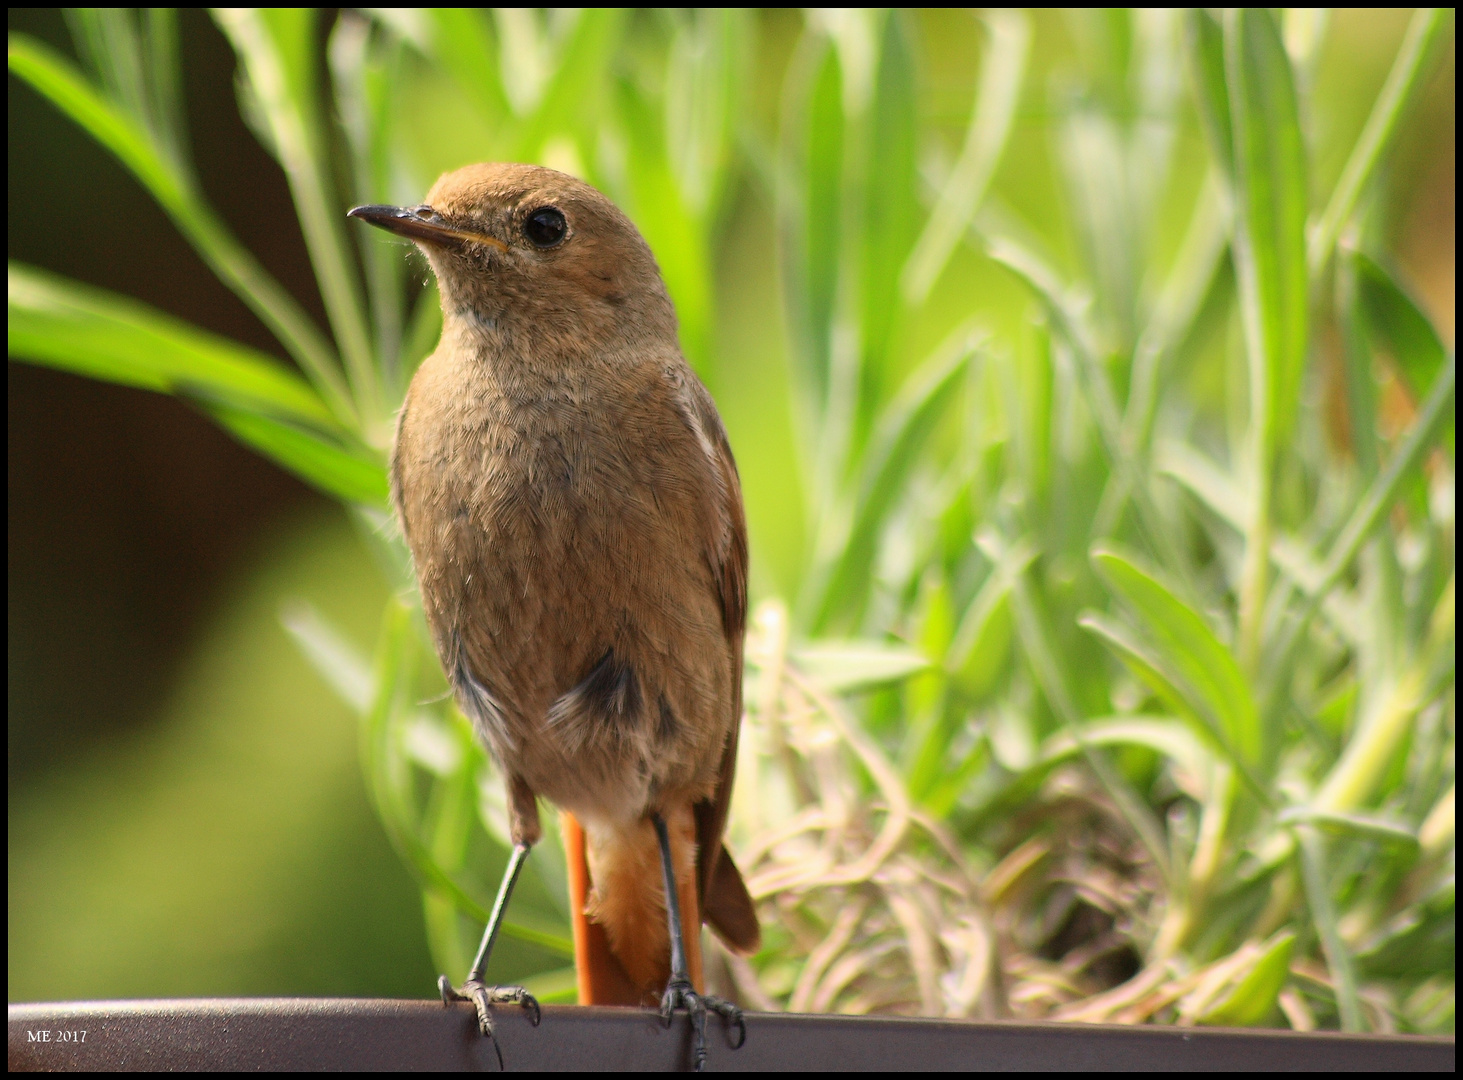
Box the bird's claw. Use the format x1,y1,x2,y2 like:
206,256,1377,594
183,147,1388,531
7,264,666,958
659,979,746,1071
439,974,541,1070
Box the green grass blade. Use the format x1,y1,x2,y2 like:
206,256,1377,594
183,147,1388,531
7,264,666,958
513,8,623,162
858,10,920,430
1076,609,1268,805
1336,256,1385,477
213,10,378,426
614,75,713,376
8,262,336,428
1199,932,1295,1026
946,537,1036,698
993,532,1172,883
788,642,930,694
804,325,980,632
1225,8,1309,672
330,14,408,397
1310,9,1452,274
1277,807,1420,849
280,601,374,713
1186,10,1233,177
423,9,508,128
1263,359,1454,709
7,32,355,424
1305,356,1454,618
209,405,388,508
1039,717,1210,792
779,34,845,417
901,10,1028,305
1296,827,1364,1031
1351,250,1453,450
1092,546,1262,768
1122,171,1230,464
665,9,748,221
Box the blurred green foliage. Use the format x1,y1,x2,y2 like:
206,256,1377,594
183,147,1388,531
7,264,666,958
8,9,1454,1031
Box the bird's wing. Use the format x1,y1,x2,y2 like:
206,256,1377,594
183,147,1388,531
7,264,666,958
683,377,761,954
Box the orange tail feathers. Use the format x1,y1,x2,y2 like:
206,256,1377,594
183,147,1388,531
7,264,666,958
562,808,703,1006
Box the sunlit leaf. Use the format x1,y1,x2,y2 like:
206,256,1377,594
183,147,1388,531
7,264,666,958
1199,932,1295,1026
280,601,374,713
1092,546,1262,768
1352,249,1453,451
1186,10,1232,177
1226,7,1308,468
786,642,930,694
8,31,353,418
901,11,1028,305
210,405,388,507
1277,806,1419,849
1039,717,1210,799
213,9,377,419
805,325,980,632
8,262,336,427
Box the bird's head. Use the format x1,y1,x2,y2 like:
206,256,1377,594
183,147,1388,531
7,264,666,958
350,163,677,355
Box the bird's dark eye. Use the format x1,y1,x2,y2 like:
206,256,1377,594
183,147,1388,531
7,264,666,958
523,207,567,248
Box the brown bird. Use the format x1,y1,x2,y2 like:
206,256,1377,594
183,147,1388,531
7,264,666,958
349,163,760,1070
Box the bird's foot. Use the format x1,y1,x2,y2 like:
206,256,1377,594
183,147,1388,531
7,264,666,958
439,974,541,1069
659,977,746,1072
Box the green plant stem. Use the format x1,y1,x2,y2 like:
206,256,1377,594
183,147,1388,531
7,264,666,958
1313,577,1454,814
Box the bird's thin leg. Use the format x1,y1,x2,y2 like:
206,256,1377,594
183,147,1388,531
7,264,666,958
439,841,541,1068
652,815,746,1072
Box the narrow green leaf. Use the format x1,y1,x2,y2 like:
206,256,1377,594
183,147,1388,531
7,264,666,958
1227,7,1309,466
786,642,930,694
1156,439,1254,532
946,537,1036,698
330,13,409,395
858,10,920,428
7,32,354,422
209,405,388,508
1186,9,1232,177
1352,250,1453,450
514,8,623,162
1310,9,1452,273
986,231,1195,592
787,37,844,410
280,601,374,713
1277,806,1420,849
1262,359,1455,700
1296,827,1364,1031
615,75,713,376
1001,534,1172,884
901,10,1028,305
1039,717,1210,796
1199,932,1295,1026
664,9,747,221
213,9,378,423
1077,609,1244,777
805,325,980,632
8,33,184,212
1092,546,1262,768
422,9,508,128
8,263,335,428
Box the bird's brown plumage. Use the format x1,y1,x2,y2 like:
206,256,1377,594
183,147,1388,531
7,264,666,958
385,163,759,1003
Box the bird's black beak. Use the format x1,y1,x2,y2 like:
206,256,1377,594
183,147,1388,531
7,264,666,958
347,204,508,252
